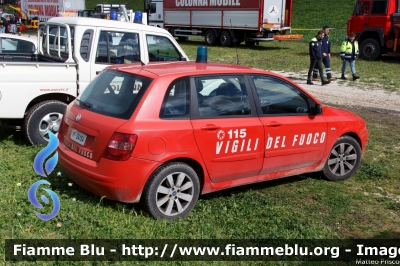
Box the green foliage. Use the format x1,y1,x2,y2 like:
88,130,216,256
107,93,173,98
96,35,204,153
356,162,388,180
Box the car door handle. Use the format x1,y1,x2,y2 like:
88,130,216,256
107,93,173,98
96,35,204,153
364,22,368,26
201,125,221,130
266,122,282,127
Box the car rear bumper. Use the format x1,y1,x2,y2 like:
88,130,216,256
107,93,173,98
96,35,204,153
58,142,161,203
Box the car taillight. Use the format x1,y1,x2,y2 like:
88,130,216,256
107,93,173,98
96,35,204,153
103,133,138,161
58,114,66,136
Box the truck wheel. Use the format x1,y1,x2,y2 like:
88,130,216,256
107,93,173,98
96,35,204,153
322,136,362,181
142,162,200,220
360,38,381,60
24,100,67,146
220,31,232,47
204,30,217,45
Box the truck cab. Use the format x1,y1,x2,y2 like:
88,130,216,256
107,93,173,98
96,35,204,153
348,0,400,60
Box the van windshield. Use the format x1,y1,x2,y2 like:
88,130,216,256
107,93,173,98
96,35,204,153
76,69,153,119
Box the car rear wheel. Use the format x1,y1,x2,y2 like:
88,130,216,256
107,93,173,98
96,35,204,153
24,100,67,146
322,136,362,181
142,162,200,220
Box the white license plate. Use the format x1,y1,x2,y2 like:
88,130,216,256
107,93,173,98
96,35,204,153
70,129,87,146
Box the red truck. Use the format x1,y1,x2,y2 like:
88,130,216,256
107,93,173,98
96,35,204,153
148,0,296,47
347,0,400,60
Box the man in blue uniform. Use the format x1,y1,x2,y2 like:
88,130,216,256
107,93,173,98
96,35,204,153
313,26,335,81
307,31,330,86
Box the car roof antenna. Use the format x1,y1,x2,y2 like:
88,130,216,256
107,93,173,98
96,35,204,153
230,19,240,65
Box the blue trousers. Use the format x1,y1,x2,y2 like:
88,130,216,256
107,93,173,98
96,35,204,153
313,56,332,78
341,60,356,76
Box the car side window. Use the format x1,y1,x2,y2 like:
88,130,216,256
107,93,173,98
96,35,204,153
95,31,140,64
194,76,251,117
146,35,181,62
0,38,35,53
251,75,309,115
160,78,190,118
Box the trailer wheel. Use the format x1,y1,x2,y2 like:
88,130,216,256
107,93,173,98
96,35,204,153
360,38,380,60
24,100,67,146
204,30,217,45
220,31,232,47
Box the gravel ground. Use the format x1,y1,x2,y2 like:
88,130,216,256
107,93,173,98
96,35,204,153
273,71,400,116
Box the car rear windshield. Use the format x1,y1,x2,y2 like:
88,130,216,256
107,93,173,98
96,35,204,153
76,69,153,119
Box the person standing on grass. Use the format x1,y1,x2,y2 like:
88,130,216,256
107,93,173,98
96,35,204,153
9,15,16,35
0,16,4,34
340,32,360,81
313,26,335,81
307,30,330,86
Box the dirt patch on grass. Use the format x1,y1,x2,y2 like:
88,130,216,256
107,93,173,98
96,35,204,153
273,71,400,116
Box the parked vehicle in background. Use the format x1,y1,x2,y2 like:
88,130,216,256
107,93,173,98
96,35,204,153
147,0,299,47
0,17,189,145
0,33,36,53
58,60,368,220
7,5,39,29
347,0,400,60
18,0,85,21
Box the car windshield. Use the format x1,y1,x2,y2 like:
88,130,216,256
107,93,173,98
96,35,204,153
76,69,153,119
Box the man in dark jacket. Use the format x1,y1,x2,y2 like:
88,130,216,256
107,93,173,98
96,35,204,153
307,31,330,86
313,26,335,81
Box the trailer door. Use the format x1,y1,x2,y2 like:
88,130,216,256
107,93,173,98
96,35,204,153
263,0,286,29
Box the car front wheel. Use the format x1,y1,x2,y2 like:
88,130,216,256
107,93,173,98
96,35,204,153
322,136,362,181
142,162,200,219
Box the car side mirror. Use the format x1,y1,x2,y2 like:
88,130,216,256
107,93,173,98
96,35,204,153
311,104,322,115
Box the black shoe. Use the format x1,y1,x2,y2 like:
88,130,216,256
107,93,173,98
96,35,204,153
307,81,314,85
340,75,347,80
321,80,330,86
353,74,360,81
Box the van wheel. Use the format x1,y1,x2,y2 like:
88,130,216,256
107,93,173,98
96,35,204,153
360,38,380,60
220,30,232,47
205,29,217,45
142,162,200,220
322,136,362,181
24,101,67,145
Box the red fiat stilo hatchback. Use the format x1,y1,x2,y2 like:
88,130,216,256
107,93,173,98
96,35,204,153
58,61,368,219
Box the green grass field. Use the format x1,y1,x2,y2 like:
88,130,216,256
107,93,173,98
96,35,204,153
1,0,400,265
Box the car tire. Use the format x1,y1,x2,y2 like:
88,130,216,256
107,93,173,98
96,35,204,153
220,30,232,47
142,162,200,220
24,100,67,145
360,38,381,60
204,29,217,46
322,136,362,181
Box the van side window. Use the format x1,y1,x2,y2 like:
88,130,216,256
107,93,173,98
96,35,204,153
160,78,190,118
146,35,181,62
95,31,140,64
